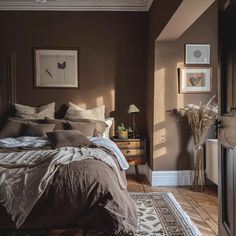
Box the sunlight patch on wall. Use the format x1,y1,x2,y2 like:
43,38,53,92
77,102,87,109
177,94,185,108
154,147,167,159
154,68,165,124
153,67,167,159
96,96,104,107
177,62,185,109
110,89,115,110
155,128,166,143
109,89,115,136
153,128,167,159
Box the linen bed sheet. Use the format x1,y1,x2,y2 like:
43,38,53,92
0,137,137,235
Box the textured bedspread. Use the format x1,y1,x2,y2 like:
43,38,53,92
0,139,137,235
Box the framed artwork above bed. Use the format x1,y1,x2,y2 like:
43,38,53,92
34,48,79,88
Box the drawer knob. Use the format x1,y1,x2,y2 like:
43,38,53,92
126,150,131,153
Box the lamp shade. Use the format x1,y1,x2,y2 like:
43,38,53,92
127,104,140,114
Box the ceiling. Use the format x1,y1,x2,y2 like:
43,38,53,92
157,0,215,41
0,0,154,11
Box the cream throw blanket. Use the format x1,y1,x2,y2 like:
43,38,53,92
0,147,125,228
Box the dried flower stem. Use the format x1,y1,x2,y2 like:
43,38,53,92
178,96,218,191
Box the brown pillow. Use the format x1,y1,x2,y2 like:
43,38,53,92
7,117,45,124
0,119,28,138
25,124,56,137
44,118,67,130
47,130,95,148
66,118,107,137
67,121,96,137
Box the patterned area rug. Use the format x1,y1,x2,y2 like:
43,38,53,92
131,192,202,236
2,192,202,236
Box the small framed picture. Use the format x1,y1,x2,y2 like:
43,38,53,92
185,44,210,64
179,67,212,94
34,48,79,88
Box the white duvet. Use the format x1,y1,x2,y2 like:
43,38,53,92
0,136,51,148
0,136,129,170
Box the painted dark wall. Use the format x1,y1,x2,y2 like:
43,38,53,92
0,1,219,171
0,11,148,136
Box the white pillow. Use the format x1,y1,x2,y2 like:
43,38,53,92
15,102,55,120
65,102,105,121
103,117,114,139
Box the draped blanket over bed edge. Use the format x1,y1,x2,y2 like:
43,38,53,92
0,137,137,235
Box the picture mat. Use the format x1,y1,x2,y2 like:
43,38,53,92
35,49,78,88
185,44,210,64
181,68,211,93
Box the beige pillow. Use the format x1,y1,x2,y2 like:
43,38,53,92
65,103,105,121
15,103,55,120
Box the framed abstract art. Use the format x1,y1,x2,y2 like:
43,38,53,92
179,67,212,94
185,44,210,64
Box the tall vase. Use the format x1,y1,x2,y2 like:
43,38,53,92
192,144,205,192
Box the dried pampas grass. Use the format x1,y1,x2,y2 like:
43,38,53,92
178,95,218,191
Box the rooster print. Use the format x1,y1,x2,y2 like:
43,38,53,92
57,61,67,80
57,61,66,69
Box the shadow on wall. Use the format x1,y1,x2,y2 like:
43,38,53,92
172,111,193,169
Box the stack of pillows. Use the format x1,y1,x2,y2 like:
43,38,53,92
0,102,114,148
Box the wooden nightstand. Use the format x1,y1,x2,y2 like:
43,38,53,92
112,138,146,181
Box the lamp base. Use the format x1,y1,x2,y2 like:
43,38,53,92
132,114,139,139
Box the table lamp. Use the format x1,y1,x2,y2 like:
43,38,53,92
127,104,140,138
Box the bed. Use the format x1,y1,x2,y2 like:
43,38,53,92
0,135,137,235
0,79,137,235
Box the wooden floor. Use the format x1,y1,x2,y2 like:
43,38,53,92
127,175,218,236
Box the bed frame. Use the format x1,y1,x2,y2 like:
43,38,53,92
0,52,16,124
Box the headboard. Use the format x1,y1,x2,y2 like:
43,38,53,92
0,52,16,123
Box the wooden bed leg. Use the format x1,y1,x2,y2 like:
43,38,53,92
135,165,140,182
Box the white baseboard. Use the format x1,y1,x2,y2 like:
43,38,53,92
148,169,194,186
126,165,193,186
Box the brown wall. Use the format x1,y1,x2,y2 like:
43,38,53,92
0,1,218,171
146,0,183,167
153,2,218,170
0,11,148,136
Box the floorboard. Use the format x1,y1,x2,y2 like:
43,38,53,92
127,175,218,236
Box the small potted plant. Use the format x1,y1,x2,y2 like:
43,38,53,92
117,123,132,139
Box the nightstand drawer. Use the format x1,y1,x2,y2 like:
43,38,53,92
115,141,144,149
126,156,145,165
121,149,145,156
